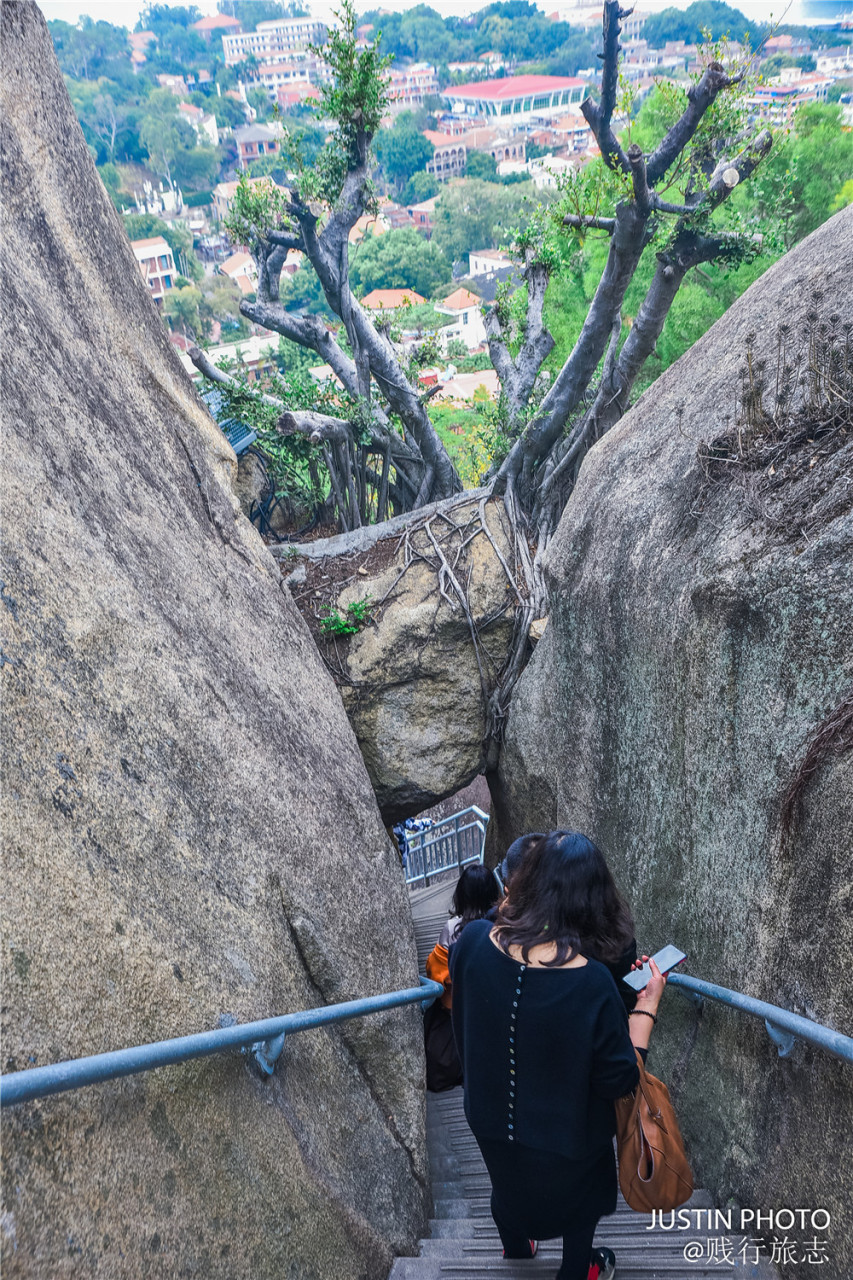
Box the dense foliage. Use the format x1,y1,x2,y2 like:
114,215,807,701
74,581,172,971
359,2,597,80
642,2,753,47
349,228,451,297
373,114,434,193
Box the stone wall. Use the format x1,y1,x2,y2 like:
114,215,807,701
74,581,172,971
493,209,853,1273
0,7,426,1277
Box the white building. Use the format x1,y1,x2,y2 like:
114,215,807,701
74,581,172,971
130,236,176,304
223,18,328,66
815,46,852,74
387,63,439,109
178,102,219,147
529,154,581,189
468,249,514,277
435,287,486,352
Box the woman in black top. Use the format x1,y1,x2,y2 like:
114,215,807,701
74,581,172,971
449,830,666,1280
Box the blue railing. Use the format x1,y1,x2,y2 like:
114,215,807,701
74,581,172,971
0,977,443,1109
668,972,853,1064
404,806,489,887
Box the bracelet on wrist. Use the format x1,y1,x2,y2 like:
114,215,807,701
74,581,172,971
629,1009,658,1025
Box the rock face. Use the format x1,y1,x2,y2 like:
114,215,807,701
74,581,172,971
494,209,853,1274
275,493,518,822
0,8,426,1279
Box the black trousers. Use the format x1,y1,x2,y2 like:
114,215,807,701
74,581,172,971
475,1137,616,1280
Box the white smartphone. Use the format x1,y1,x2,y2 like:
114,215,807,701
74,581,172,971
622,944,687,991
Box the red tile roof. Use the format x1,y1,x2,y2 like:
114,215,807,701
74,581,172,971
361,288,426,310
448,74,585,100
440,287,482,311
192,13,241,31
423,129,461,148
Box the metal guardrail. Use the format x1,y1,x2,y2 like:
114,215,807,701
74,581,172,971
404,806,489,887
668,972,853,1064
0,977,444,1109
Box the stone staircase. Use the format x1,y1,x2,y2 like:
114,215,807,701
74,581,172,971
391,881,780,1280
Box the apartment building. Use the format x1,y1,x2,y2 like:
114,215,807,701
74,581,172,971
747,73,834,124
458,127,527,164
234,124,283,170
423,131,466,181
130,237,176,304
253,54,331,94
407,196,438,238
223,18,328,67
387,63,439,109
815,46,852,74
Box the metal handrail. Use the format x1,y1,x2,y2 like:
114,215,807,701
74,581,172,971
0,977,444,1109
404,805,489,887
668,972,853,1064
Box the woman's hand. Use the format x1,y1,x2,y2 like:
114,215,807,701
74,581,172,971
633,956,666,1014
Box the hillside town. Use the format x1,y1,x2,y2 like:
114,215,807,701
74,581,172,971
49,1,853,439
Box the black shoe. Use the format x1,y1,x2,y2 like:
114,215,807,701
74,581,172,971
588,1247,616,1280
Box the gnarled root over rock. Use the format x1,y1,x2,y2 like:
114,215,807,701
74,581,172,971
276,491,529,821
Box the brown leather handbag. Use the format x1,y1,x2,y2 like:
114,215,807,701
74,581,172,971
614,1051,694,1212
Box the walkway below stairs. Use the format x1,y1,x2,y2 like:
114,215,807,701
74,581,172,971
393,880,780,1280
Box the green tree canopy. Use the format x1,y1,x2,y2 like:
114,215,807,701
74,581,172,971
466,151,499,182
163,283,204,339
641,2,753,46
137,6,201,35
732,103,853,245
195,92,246,128
431,178,539,267
373,115,434,193
173,144,220,190
247,86,275,121
216,1,300,33
48,17,128,80
400,170,440,206
349,227,451,297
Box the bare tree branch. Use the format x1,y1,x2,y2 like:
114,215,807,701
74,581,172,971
581,0,631,174
267,230,306,253
628,143,652,214
563,213,617,234
646,61,746,185
188,346,283,408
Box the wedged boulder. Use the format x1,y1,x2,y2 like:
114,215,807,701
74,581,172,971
275,493,518,821
493,208,853,1273
0,8,426,1278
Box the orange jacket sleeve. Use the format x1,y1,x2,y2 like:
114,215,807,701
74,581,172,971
425,942,452,1008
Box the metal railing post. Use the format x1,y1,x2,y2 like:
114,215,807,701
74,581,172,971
667,973,853,1064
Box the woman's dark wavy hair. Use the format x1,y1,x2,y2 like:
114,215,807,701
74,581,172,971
450,863,500,933
493,830,634,967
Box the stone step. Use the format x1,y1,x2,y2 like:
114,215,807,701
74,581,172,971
390,1257,775,1280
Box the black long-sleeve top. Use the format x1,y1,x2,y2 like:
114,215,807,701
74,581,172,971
449,919,640,1161
485,907,638,1012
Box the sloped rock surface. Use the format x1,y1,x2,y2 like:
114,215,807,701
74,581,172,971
493,208,853,1275
0,7,426,1278
278,494,518,822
